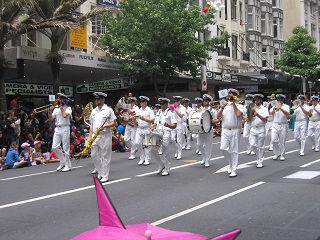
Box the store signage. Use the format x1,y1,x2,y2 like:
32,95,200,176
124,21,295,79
98,0,119,8
76,77,136,93
5,83,73,97
70,25,87,51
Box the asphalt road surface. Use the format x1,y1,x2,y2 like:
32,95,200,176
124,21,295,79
1,131,320,240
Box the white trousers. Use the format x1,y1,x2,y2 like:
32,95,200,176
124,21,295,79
249,126,266,163
183,124,191,148
91,132,112,179
220,128,241,171
308,121,320,149
271,123,287,157
265,121,273,147
124,125,137,155
171,124,184,155
151,130,171,171
197,130,214,164
243,122,251,151
294,121,307,154
135,128,151,161
52,126,71,167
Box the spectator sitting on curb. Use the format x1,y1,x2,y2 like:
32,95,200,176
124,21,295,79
0,147,7,170
6,141,29,169
32,141,46,165
20,142,33,165
74,139,89,159
48,150,60,163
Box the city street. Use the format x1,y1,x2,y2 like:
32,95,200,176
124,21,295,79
1,131,320,240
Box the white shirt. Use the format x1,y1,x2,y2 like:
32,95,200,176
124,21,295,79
52,105,72,126
90,104,116,133
183,106,193,126
221,104,244,129
251,105,269,127
294,104,310,121
174,104,186,125
272,103,290,123
155,109,177,131
309,104,320,121
137,106,155,128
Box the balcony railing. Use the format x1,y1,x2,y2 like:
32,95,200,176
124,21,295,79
218,47,230,57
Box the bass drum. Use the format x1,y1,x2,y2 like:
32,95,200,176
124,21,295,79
187,110,212,134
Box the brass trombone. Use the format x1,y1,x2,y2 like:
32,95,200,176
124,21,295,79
34,104,52,113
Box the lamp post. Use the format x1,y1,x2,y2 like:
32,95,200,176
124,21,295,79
293,74,306,96
199,0,224,92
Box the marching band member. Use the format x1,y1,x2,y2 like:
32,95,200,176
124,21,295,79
182,98,192,150
217,88,244,177
135,96,155,166
193,97,203,155
197,94,218,168
89,92,117,182
243,94,255,155
150,98,177,176
171,96,186,160
308,96,320,152
249,94,269,168
49,93,72,172
120,97,139,160
265,95,274,151
293,95,310,156
270,94,290,161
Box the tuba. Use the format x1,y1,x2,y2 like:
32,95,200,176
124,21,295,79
83,102,93,127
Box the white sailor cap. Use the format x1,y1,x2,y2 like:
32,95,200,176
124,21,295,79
128,97,137,102
195,97,203,102
267,95,271,99
245,94,254,99
228,88,239,96
253,94,264,99
173,96,183,100
154,103,161,107
297,94,306,99
57,93,68,99
203,94,213,101
182,98,190,102
139,96,150,102
311,95,319,100
93,92,107,99
158,97,170,104
276,94,286,99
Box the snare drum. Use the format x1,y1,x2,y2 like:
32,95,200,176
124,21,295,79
143,133,161,146
187,110,212,134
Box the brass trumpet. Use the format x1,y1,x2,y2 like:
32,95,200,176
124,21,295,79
226,94,238,103
34,104,52,113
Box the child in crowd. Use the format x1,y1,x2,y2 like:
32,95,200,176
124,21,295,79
0,147,7,170
74,139,88,158
5,141,29,169
32,141,46,165
48,150,60,163
20,142,33,165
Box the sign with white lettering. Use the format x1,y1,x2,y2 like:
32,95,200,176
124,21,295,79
76,77,136,93
98,0,119,8
5,83,73,97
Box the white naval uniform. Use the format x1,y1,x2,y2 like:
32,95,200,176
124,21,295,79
151,109,177,173
243,102,253,153
123,105,140,156
220,104,244,171
308,104,320,151
265,107,274,150
294,104,310,155
90,104,117,179
192,106,203,152
271,103,290,158
183,106,193,148
197,107,217,166
51,105,72,168
249,105,269,165
135,106,155,163
171,104,186,158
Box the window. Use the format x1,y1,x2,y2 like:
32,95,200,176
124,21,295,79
272,0,276,6
27,31,37,47
261,13,266,34
268,13,272,36
273,19,278,38
232,35,238,59
225,0,228,20
255,8,260,31
91,6,105,35
262,46,267,53
11,35,21,47
279,19,283,39
231,0,237,19
247,6,253,29
239,2,243,22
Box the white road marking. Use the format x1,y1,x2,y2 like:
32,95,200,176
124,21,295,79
300,159,320,168
283,171,320,179
0,165,86,181
0,178,130,210
152,181,265,225
214,149,299,174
